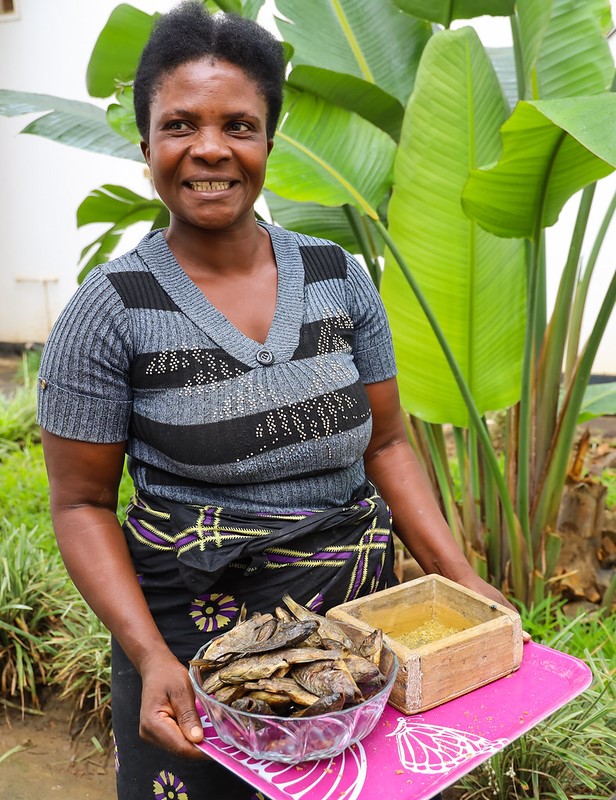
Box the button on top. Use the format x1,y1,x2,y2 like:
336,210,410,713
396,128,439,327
256,348,274,365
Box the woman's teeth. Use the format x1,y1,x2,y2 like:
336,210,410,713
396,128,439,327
189,181,232,191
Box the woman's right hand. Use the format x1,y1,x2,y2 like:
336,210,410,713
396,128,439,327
138,649,209,759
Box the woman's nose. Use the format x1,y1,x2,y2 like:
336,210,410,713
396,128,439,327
190,130,231,162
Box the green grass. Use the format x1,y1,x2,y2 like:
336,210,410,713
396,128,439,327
0,354,131,723
601,468,616,509
455,597,616,800
0,522,71,707
0,444,54,535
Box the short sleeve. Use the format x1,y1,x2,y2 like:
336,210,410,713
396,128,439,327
37,269,133,443
345,253,397,384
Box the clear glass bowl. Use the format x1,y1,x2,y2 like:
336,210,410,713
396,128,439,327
189,623,398,764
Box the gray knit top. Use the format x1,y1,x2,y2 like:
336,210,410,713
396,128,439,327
38,224,397,513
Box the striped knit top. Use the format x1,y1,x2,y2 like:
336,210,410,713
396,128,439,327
37,224,397,513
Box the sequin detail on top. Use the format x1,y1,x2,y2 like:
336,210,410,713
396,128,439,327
189,593,239,632
152,770,189,800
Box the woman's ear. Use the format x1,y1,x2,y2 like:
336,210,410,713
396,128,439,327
267,138,274,156
141,140,151,165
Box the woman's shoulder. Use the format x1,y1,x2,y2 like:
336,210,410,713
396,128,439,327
260,222,363,284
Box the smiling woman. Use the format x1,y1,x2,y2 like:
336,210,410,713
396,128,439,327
35,2,515,800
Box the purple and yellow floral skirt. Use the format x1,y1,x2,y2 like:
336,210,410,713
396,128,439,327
112,484,397,799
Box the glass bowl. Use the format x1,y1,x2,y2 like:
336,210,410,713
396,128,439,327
189,623,398,764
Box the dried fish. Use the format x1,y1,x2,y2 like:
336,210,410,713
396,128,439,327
231,696,274,715
243,678,319,707
345,654,383,685
358,628,384,666
191,612,278,668
292,692,345,717
282,594,356,651
292,659,362,704
218,647,347,684
213,684,247,704
194,597,388,719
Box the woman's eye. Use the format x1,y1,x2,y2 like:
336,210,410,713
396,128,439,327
167,120,190,131
229,121,250,133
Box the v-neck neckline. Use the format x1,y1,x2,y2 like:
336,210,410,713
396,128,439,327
136,223,304,367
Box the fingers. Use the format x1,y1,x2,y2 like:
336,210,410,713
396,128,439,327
141,711,208,760
175,697,205,746
139,658,210,760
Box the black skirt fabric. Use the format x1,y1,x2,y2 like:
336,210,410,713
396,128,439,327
112,483,398,799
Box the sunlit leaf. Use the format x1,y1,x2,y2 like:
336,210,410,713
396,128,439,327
0,89,141,160
382,28,526,426
462,95,616,239
86,4,157,98
275,0,431,105
77,185,168,281
266,88,396,219
393,0,514,26
486,47,518,110
106,86,141,145
518,0,614,99
287,65,403,141
577,382,616,424
263,190,370,253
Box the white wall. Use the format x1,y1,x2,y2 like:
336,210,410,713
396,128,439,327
0,0,614,374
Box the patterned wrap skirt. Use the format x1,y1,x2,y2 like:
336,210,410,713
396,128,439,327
112,481,398,800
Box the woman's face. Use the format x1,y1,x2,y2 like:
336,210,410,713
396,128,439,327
142,58,273,236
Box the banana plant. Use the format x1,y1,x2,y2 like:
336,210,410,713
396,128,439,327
1,0,615,603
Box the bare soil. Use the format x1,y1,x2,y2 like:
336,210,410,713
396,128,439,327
0,696,463,799
0,697,115,800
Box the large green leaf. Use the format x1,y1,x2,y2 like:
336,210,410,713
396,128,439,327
266,88,396,219
106,86,141,145
462,95,616,239
381,28,526,426
86,4,157,98
287,66,404,141
263,190,368,253
77,185,168,281
0,89,141,160
576,382,616,424
274,0,431,106
486,47,517,111
393,0,514,26
517,0,614,99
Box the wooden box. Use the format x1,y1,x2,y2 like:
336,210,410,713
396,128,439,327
326,574,523,714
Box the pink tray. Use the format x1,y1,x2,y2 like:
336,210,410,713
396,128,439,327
195,642,592,800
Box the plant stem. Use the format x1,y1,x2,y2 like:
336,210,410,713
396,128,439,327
516,228,541,552
342,205,382,288
535,185,595,484
510,12,526,101
374,219,527,600
534,265,616,532
565,187,616,383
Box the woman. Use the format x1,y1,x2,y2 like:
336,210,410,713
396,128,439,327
38,3,516,798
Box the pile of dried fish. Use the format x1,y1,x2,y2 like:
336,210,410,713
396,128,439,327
190,594,387,718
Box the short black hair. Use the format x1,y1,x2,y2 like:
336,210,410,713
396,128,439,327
134,1,285,141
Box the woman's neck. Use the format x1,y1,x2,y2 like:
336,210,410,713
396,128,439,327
164,217,269,278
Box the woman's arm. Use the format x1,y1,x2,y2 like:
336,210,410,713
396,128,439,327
363,378,514,610
41,429,207,758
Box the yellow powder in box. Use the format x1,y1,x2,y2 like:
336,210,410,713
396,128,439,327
396,620,460,648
